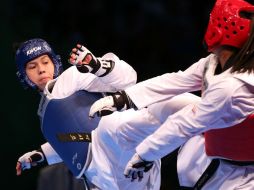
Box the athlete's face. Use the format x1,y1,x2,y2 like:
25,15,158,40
25,55,54,91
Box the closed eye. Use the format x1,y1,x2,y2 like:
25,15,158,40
26,63,36,69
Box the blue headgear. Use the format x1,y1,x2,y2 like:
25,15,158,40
15,38,63,89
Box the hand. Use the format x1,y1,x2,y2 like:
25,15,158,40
124,153,154,182
69,44,115,77
89,91,132,118
16,150,45,176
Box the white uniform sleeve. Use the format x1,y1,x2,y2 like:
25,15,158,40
125,55,213,109
136,78,254,161
41,142,63,165
98,53,137,90
52,54,137,98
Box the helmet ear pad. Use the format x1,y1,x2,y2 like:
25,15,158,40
50,54,63,78
16,65,38,89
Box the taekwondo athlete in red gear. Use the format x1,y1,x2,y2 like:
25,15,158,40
89,0,254,189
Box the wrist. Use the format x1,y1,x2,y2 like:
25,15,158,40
76,58,100,74
112,91,136,111
30,149,47,166
95,58,115,77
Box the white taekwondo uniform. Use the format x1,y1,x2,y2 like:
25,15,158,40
125,54,254,189
39,52,202,189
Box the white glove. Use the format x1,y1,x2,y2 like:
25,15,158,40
89,96,117,118
124,153,154,182
89,91,132,118
16,150,45,175
69,44,115,77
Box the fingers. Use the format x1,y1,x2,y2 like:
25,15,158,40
131,171,138,182
76,44,82,49
69,48,83,65
83,54,92,64
124,169,144,182
137,171,143,181
124,161,144,182
16,162,22,176
68,44,93,65
89,97,115,118
132,171,143,182
124,166,131,177
89,98,105,118
69,51,78,64
124,153,151,182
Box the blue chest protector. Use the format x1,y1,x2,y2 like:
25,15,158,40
41,91,102,177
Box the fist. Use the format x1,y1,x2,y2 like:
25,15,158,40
68,44,100,73
16,150,45,176
124,153,154,182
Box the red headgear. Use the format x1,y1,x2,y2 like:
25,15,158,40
204,0,254,52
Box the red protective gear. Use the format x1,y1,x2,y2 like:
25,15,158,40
204,0,254,52
205,113,254,161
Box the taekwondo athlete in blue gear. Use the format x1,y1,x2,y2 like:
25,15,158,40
15,38,139,189
15,38,64,172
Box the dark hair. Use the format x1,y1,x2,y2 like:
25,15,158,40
231,14,254,73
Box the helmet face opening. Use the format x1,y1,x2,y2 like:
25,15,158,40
204,0,254,52
15,38,63,89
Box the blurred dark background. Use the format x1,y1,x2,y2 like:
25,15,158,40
1,0,214,189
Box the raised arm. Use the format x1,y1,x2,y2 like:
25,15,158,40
69,44,137,90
